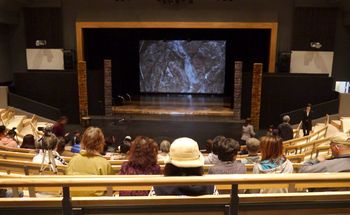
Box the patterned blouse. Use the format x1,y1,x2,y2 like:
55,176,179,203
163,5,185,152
119,162,161,196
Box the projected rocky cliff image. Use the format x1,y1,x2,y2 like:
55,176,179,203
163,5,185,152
139,40,226,94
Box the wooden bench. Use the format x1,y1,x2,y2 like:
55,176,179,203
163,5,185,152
284,137,331,159
1,174,350,215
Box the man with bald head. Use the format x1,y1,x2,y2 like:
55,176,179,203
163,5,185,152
300,134,350,173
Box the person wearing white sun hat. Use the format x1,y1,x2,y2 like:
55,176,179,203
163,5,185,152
151,137,215,196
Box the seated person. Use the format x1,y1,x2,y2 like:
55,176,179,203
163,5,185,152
152,137,214,196
240,138,261,164
66,127,113,196
0,126,18,148
104,135,117,154
157,139,171,161
204,135,225,164
253,135,293,193
208,138,246,175
119,136,161,196
111,136,131,160
70,131,81,153
300,134,350,173
278,115,294,141
20,134,36,149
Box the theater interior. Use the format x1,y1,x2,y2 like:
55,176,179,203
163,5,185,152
0,0,350,214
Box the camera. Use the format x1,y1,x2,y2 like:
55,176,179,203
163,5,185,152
35,126,58,150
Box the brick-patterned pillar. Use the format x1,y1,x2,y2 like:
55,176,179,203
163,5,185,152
104,59,113,117
250,63,263,130
77,61,88,122
233,61,243,120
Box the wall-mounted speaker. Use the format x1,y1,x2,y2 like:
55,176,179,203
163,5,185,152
277,52,291,73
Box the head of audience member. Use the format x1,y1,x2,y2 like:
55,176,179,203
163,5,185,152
6,129,17,140
217,138,240,162
57,116,68,125
56,137,66,155
164,137,204,176
81,127,105,156
330,134,350,157
246,138,260,156
127,136,158,169
212,135,225,155
260,135,284,161
120,136,132,154
244,118,252,126
21,134,35,149
104,135,116,154
159,139,171,154
283,115,290,124
306,103,312,112
205,139,213,153
0,126,6,138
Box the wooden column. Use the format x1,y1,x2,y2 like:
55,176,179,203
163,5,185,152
250,63,263,129
233,61,243,120
77,61,88,122
104,59,113,117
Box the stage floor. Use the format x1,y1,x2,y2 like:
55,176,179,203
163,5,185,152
112,95,234,118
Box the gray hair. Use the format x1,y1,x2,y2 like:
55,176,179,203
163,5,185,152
283,115,290,123
159,140,171,153
246,138,260,153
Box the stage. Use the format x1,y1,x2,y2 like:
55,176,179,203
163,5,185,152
111,95,236,122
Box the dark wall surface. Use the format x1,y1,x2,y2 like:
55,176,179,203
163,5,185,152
260,73,338,128
12,72,79,122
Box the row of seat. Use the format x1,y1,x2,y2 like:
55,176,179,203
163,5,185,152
1,174,350,215
0,108,51,143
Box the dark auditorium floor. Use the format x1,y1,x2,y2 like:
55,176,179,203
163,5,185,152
66,119,267,149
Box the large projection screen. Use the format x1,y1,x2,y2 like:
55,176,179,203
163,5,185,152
139,40,226,94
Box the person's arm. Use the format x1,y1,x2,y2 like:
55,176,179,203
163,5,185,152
249,125,255,137
299,159,327,173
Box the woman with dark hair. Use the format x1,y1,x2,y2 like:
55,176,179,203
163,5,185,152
253,135,293,193
20,134,36,149
208,138,246,175
119,136,160,196
153,137,214,196
204,135,225,164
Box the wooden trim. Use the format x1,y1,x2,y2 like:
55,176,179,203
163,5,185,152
2,173,350,187
75,21,277,73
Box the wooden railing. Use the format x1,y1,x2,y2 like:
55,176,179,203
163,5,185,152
1,173,350,215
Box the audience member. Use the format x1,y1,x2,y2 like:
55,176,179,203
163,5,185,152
152,137,214,196
205,139,213,153
111,136,132,160
208,138,245,175
240,118,255,146
57,137,74,157
241,138,261,164
20,134,36,149
253,136,293,193
66,127,113,196
302,103,313,136
69,131,81,153
300,134,350,173
204,135,225,164
278,115,294,141
158,139,171,161
104,135,117,154
52,116,69,138
119,136,161,196
0,126,18,148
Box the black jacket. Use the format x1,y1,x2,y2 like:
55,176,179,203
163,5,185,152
278,122,294,141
